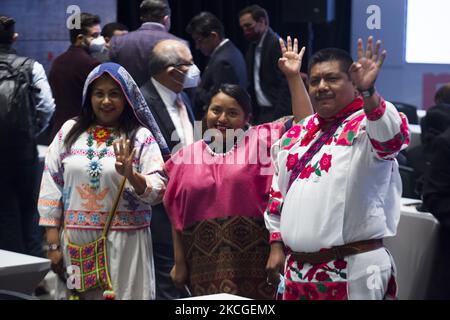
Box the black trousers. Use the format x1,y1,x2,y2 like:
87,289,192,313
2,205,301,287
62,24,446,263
0,158,44,257
150,203,188,299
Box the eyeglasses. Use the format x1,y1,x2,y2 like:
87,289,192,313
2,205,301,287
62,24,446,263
172,63,194,68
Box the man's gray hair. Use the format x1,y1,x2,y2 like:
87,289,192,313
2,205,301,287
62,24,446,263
148,40,184,76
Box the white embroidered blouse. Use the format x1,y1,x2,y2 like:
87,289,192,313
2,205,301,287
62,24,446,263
38,120,167,231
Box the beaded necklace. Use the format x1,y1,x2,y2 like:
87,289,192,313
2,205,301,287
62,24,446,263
86,126,118,190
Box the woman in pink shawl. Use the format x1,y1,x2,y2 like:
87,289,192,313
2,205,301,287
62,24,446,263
163,37,312,299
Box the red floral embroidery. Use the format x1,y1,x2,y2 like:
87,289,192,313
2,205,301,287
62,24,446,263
325,282,348,300
302,284,320,300
269,188,282,199
384,137,403,151
366,98,386,121
336,114,366,146
268,199,281,215
287,125,302,139
319,154,332,172
270,232,282,244
300,131,317,147
306,117,319,131
300,117,320,147
286,153,299,171
284,281,301,300
334,260,347,270
299,165,315,179
316,272,331,282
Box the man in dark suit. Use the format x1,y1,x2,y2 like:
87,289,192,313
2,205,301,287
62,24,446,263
109,0,184,87
186,12,247,120
48,12,100,140
239,5,291,124
140,39,196,299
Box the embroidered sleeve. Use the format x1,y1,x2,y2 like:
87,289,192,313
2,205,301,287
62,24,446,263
38,121,74,227
366,99,410,160
264,139,284,244
132,128,167,205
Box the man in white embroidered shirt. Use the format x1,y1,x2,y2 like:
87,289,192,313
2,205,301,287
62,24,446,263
264,37,410,300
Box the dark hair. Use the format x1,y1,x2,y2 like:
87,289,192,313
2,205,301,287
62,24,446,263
140,0,171,23
0,15,15,45
64,74,140,151
69,12,101,44
434,84,450,105
238,5,269,25
186,12,224,39
308,48,354,76
211,84,252,118
101,22,128,39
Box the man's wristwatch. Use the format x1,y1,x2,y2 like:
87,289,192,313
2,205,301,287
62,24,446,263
44,243,61,252
358,86,376,98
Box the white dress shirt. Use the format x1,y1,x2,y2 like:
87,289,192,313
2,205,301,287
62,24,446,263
253,30,272,107
151,78,192,146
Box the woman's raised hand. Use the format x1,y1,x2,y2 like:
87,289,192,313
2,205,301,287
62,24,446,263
113,139,136,179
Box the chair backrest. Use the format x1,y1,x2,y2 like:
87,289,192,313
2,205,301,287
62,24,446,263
391,102,420,124
399,165,420,199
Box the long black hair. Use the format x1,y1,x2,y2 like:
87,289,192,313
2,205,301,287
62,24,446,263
64,74,141,151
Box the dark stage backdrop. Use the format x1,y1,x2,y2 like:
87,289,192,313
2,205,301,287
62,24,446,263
117,0,351,72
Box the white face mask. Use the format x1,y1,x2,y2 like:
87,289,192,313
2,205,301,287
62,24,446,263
89,36,106,53
182,64,201,89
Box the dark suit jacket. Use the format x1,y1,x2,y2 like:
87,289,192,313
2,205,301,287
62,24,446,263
109,23,185,87
140,79,194,246
48,45,100,140
193,40,248,120
140,80,194,151
246,28,291,121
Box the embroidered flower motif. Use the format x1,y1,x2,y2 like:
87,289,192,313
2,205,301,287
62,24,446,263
370,138,384,151
319,154,332,173
384,137,403,151
286,153,299,171
302,284,320,300
284,282,300,300
333,260,347,270
316,271,331,282
325,282,347,300
287,125,302,139
268,199,281,215
93,127,110,143
306,117,318,131
269,188,282,199
299,165,315,180
90,213,100,225
88,160,102,177
300,131,316,147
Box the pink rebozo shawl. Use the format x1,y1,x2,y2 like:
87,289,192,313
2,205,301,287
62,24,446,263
163,122,286,231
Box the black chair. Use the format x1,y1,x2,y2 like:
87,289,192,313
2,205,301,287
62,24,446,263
399,165,420,199
391,102,419,125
